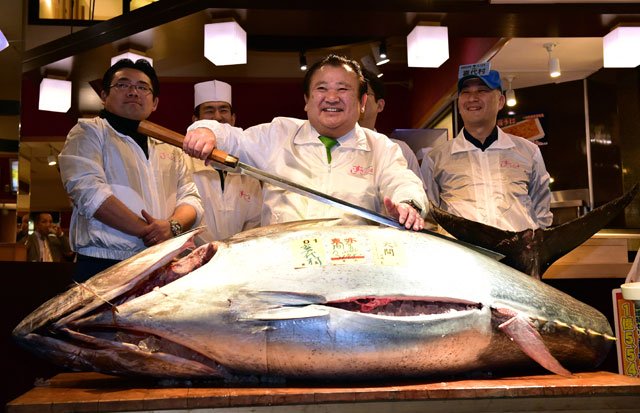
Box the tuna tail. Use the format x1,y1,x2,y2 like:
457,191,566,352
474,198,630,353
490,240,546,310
429,205,545,277
540,183,639,275
429,183,639,278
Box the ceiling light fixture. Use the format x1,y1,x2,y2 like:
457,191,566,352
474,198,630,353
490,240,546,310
379,40,387,60
360,55,383,78
0,29,9,52
204,20,247,66
371,42,389,66
543,43,561,78
111,49,153,66
603,26,640,68
505,75,517,107
299,51,307,71
39,77,72,113
47,146,58,166
406,23,449,68
377,40,389,66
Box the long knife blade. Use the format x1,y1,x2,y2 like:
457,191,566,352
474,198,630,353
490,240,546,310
138,120,504,260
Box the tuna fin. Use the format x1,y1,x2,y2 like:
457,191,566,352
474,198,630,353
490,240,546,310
497,310,572,377
236,291,329,320
247,305,329,320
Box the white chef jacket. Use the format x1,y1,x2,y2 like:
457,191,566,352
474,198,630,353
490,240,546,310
187,156,262,243
422,127,552,232
391,138,424,183
188,117,428,226
59,117,203,260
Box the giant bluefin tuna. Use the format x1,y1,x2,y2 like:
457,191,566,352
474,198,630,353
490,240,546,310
13,221,613,380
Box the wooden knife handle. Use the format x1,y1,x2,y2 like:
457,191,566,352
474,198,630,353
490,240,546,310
138,120,239,167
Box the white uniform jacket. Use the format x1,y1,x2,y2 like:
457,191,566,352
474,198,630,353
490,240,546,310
422,127,552,232
187,156,262,243
188,117,428,226
391,138,424,183
59,117,203,260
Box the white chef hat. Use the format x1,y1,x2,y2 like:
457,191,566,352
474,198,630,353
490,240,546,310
194,80,232,108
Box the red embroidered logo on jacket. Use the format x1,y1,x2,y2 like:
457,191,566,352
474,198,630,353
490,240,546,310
500,159,520,169
350,165,374,176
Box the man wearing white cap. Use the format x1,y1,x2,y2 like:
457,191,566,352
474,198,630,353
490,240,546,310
187,80,262,242
422,66,552,232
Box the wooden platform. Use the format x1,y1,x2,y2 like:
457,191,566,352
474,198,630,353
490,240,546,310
6,371,640,413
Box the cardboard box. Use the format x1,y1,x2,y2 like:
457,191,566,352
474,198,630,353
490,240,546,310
612,288,640,377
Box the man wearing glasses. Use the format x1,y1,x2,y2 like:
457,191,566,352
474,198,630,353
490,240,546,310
59,59,203,282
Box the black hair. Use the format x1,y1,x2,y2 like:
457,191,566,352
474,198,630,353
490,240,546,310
102,59,160,98
361,68,386,101
303,54,367,99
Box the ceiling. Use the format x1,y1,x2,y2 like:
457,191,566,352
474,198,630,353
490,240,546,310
6,0,640,211
23,1,640,93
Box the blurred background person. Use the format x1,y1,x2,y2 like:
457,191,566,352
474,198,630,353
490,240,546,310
24,212,74,262
359,69,424,184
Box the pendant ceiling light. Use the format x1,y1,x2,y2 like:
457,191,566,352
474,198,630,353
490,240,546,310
47,146,57,166
204,20,247,66
39,77,72,113
299,51,307,71
543,43,561,78
505,76,517,107
603,26,640,68
406,24,449,68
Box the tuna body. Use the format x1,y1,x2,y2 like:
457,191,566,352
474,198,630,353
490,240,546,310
13,222,613,380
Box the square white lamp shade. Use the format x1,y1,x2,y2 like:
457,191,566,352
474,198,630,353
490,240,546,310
204,21,247,66
407,25,449,68
39,78,72,113
0,29,8,52
111,51,153,66
603,26,640,68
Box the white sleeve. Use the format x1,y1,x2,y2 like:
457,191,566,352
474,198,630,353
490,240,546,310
59,122,114,219
530,148,553,228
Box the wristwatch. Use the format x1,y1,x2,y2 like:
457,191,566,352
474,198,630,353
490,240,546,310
400,199,423,215
169,219,183,237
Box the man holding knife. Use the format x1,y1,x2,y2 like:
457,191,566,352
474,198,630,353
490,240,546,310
183,54,427,231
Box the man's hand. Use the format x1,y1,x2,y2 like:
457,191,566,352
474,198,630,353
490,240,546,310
383,196,424,231
51,224,64,237
184,127,217,160
140,210,172,247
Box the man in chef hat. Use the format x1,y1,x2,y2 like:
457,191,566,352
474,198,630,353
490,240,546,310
193,80,236,125
188,79,262,243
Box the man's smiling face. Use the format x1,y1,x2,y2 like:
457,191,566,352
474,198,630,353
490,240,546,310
304,64,366,139
457,78,505,129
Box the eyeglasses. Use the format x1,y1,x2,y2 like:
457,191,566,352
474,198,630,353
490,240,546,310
109,82,153,94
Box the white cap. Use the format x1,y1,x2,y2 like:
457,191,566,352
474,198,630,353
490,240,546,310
194,80,232,108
